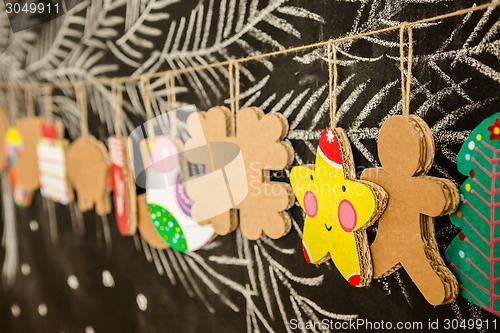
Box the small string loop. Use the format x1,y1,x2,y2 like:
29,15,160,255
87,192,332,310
112,79,123,137
399,22,414,116
228,61,240,136
140,76,154,137
25,84,36,118
165,72,177,138
75,83,89,137
327,40,338,128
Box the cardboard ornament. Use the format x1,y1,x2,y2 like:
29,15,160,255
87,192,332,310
140,136,215,252
37,121,74,204
4,117,44,207
66,136,111,216
137,193,168,249
290,128,387,287
185,106,295,240
361,115,460,305
0,108,9,172
108,136,137,236
444,113,500,316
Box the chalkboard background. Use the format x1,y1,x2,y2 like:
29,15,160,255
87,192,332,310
0,0,499,332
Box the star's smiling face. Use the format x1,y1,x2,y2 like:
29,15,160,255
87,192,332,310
290,128,378,286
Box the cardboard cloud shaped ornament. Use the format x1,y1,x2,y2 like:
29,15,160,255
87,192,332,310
291,128,387,287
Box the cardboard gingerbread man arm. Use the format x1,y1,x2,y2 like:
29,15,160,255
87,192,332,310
415,176,459,217
360,167,386,183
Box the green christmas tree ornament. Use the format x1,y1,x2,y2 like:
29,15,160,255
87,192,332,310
445,113,500,317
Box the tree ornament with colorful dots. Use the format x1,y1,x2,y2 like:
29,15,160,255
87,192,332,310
445,113,500,316
140,136,214,252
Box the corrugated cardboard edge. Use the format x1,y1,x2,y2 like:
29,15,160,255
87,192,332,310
335,127,388,287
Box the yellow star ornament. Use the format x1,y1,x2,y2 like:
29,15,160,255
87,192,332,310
290,128,387,287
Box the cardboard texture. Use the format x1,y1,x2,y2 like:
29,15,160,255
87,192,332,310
5,117,44,207
140,136,215,252
0,108,8,172
108,136,137,236
37,121,73,204
137,193,169,249
290,128,387,287
444,113,500,316
66,136,111,215
185,106,295,240
361,115,460,305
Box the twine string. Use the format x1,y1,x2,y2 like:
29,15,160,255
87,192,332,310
165,73,177,138
112,79,123,136
43,86,54,122
140,77,154,138
75,83,89,137
25,85,35,117
0,3,491,90
327,40,338,128
228,61,240,136
8,85,18,123
399,22,414,116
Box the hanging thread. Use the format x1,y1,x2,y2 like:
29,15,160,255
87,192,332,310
75,83,89,137
327,40,338,128
112,79,123,137
8,85,18,124
42,86,54,123
140,77,154,137
399,22,414,117
165,73,177,138
228,61,240,136
0,3,494,91
24,85,35,118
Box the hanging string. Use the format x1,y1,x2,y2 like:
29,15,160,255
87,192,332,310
399,22,413,117
228,61,240,136
0,3,494,91
112,79,123,137
42,86,54,123
140,77,154,137
24,85,35,118
7,85,18,124
75,83,89,137
165,73,177,138
327,40,338,128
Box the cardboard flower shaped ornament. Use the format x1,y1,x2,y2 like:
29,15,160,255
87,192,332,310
291,128,387,287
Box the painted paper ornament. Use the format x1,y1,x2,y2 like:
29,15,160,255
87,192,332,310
290,128,387,287
185,106,295,240
37,122,74,204
361,115,460,305
108,136,137,236
444,113,500,316
4,117,44,207
66,136,111,216
140,136,214,252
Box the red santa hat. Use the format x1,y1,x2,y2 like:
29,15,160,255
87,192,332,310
317,128,343,169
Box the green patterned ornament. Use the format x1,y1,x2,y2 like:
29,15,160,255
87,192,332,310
445,113,500,317
148,203,188,252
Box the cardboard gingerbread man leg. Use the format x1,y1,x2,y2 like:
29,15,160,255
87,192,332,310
370,235,401,278
401,245,446,305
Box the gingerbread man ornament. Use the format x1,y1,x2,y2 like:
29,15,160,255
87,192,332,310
361,115,460,305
